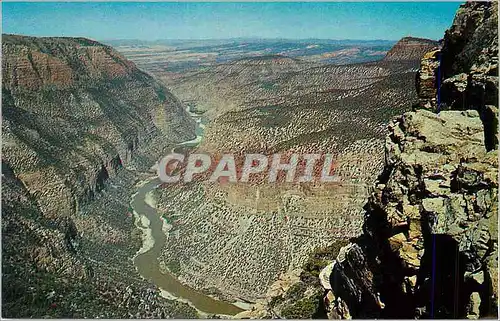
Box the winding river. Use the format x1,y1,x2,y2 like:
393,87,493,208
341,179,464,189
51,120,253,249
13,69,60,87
131,106,244,316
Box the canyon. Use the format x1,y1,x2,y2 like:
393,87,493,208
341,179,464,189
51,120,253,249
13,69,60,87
2,1,498,319
237,2,498,319
2,34,199,317
120,36,437,304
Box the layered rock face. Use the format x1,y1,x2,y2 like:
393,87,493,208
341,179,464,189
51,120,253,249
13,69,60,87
2,34,194,218
323,2,498,319
2,35,196,317
383,37,440,62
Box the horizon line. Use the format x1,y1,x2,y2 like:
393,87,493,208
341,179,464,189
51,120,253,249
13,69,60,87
2,33,438,43
2,0,464,2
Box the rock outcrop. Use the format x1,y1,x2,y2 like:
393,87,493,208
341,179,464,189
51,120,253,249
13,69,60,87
322,2,498,319
416,2,498,149
384,37,439,62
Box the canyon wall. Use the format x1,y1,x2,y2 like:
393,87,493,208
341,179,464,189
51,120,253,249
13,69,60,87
2,34,195,218
1,34,196,317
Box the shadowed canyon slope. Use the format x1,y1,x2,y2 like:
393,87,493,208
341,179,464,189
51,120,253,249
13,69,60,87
2,34,195,217
2,35,198,317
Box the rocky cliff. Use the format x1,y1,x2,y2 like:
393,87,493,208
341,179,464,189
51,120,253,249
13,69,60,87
321,2,498,319
383,37,439,62
2,35,196,317
2,34,195,217
416,2,498,150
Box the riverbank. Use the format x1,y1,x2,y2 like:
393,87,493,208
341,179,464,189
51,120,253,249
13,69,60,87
129,102,249,316
12,168,200,318
131,176,245,316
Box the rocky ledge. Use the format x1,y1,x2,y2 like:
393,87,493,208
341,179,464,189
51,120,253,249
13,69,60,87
416,1,498,150
320,1,498,319
324,109,497,319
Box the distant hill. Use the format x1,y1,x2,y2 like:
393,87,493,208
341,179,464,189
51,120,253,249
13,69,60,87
383,36,439,61
111,39,398,73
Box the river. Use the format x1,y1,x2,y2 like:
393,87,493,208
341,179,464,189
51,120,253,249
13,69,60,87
131,105,245,316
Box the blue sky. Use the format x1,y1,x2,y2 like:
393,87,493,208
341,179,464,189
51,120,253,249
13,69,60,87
3,2,461,41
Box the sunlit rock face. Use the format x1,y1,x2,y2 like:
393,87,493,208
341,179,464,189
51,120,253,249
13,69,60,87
383,37,439,62
323,2,498,319
415,1,498,149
